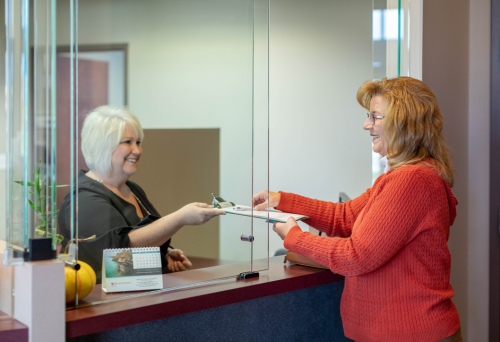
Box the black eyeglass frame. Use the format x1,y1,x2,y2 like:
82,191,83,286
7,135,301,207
366,112,385,125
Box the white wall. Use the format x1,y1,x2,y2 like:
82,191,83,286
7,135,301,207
268,0,373,254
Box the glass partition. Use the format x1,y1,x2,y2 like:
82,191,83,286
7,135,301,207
371,0,412,183
2,0,58,255
1,0,58,314
53,0,270,307
249,0,270,274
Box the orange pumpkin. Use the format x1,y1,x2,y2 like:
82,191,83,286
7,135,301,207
65,260,97,303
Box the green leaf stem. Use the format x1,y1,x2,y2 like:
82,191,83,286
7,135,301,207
14,160,66,245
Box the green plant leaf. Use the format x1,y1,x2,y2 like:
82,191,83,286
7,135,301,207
14,181,35,187
39,214,47,227
32,159,38,183
35,168,41,195
35,225,47,235
16,161,67,226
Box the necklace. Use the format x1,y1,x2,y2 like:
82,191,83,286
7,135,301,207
88,170,151,216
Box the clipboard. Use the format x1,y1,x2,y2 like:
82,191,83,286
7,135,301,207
219,205,309,223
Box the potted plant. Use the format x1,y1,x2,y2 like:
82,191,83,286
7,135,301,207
15,161,68,253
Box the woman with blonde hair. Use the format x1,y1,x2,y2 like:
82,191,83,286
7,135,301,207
253,77,461,341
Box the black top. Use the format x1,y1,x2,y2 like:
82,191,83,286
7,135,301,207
59,170,171,283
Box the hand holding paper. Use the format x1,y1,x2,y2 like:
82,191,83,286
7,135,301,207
176,202,226,226
252,190,281,210
273,217,300,240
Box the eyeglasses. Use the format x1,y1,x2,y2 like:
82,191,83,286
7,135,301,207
366,112,385,125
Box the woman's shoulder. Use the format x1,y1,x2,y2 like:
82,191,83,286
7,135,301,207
78,170,102,189
61,170,113,206
126,180,149,198
388,162,443,186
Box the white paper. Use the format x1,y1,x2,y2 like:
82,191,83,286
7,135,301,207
219,205,309,223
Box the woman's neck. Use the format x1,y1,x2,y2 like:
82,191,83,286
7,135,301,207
87,170,129,193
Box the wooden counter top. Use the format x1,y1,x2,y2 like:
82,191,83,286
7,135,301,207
0,311,28,342
66,256,343,339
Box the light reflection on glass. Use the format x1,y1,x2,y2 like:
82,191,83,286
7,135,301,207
372,9,399,42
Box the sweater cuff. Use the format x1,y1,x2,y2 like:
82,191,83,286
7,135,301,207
283,226,332,269
283,225,302,251
276,191,294,212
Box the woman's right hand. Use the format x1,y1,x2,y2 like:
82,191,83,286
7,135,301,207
176,202,226,226
252,190,281,211
167,249,192,272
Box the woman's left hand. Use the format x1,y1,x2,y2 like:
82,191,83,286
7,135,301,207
273,217,300,240
167,249,193,272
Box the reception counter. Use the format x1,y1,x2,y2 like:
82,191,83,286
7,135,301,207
1,256,350,341
66,256,349,341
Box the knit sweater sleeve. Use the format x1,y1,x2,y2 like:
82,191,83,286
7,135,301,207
283,170,430,276
276,189,372,238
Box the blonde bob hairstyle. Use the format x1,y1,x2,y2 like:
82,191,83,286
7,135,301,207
81,106,144,177
356,77,454,187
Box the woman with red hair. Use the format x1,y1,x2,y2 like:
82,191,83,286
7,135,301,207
253,77,461,342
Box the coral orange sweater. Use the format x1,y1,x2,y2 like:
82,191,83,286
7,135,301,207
279,164,460,342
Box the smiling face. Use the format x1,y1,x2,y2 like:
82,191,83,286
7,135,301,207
110,124,142,180
363,95,388,157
